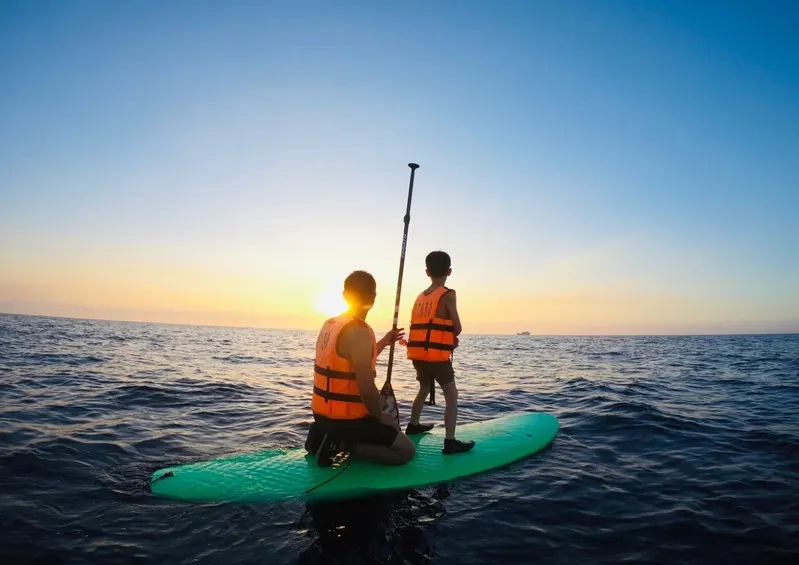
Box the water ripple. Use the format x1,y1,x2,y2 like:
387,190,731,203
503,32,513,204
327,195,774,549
0,314,797,564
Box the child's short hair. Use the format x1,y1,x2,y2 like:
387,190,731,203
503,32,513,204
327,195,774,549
425,251,451,278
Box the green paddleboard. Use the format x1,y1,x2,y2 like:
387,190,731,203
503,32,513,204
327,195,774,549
149,411,559,503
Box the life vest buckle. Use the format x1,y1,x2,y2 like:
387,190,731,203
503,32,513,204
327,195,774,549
325,365,331,403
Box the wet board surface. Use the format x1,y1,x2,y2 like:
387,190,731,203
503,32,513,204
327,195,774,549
149,411,559,503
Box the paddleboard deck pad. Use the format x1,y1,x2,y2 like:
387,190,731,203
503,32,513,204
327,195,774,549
149,411,559,503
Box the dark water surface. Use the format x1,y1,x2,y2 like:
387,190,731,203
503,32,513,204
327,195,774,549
1,313,798,564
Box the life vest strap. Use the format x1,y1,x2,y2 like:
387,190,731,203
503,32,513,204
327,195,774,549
314,364,356,380
313,385,362,404
406,341,453,351
409,322,454,332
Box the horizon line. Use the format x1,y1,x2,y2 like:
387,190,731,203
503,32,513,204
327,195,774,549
2,311,797,338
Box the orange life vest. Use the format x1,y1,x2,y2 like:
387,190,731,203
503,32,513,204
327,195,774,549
311,315,376,419
406,286,455,362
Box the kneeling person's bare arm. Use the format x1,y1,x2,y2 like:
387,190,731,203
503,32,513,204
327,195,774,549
341,324,393,426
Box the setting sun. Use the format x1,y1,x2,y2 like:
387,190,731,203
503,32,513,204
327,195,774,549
314,288,348,318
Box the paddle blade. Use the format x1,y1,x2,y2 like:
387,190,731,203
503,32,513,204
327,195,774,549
379,380,400,428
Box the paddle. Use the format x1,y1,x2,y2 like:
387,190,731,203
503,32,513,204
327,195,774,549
380,163,420,428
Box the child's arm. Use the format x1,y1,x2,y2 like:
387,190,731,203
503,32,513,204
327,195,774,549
442,290,462,337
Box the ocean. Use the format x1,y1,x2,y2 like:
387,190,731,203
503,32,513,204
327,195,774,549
1,313,797,564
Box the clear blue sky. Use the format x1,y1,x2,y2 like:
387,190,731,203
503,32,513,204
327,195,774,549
1,0,797,334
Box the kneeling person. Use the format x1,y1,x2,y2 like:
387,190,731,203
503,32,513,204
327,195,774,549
306,270,415,466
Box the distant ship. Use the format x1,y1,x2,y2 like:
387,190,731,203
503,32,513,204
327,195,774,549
516,331,530,335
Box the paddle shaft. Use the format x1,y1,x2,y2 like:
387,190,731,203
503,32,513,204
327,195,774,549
385,163,419,384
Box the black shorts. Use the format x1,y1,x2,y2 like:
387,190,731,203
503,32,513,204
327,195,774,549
313,414,398,447
412,360,455,386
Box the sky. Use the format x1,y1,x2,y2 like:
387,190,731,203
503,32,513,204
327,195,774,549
1,0,797,335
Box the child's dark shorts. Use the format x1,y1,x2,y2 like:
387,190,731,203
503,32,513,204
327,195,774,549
412,360,455,386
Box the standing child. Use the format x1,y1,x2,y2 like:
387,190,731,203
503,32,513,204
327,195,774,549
405,251,475,454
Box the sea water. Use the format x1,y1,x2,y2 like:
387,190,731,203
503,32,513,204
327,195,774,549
1,313,797,563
